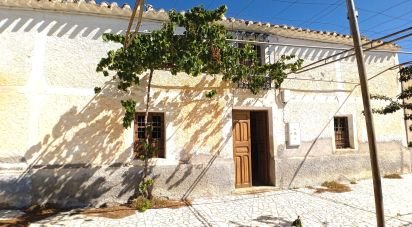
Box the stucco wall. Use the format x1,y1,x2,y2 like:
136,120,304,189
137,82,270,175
266,37,410,187
0,6,410,208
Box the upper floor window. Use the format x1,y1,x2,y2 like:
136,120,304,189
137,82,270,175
238,43,263,66
229,31,270,90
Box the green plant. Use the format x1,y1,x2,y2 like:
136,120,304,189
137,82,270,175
96,5,303,209
132,196,152,212
139,178,155,199
371,65,412,143
383,173,402,179
96,5,303,131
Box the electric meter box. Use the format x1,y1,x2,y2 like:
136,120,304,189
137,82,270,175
286,123,301,146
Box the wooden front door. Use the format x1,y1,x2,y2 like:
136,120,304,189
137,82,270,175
232,111,252,188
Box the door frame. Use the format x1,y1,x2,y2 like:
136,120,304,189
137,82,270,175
232,108,273,187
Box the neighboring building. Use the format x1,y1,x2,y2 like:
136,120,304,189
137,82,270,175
0,0,410,208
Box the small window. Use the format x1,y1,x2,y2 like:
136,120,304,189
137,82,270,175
134,113,165,158
334,117,350,149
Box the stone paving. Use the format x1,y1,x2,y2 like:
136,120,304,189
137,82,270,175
18,174,412,226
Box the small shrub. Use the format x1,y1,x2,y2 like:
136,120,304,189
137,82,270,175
350,180,357,184
383,173,402,179
316,181,351,193
132,197,152,212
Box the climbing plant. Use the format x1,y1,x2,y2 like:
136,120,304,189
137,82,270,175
371,65,412,146
95,5,303,209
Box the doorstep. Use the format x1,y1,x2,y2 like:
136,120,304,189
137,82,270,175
232,186,280,195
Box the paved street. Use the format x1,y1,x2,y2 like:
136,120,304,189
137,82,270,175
11,174,412,226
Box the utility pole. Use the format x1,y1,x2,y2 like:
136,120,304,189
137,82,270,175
346,0,385,226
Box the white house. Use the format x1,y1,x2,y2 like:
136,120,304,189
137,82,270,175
0,0,409,208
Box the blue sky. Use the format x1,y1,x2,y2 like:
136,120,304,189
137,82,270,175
100,0,412,63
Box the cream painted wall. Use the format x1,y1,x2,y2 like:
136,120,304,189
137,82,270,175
0,8,233,168
0,7,406,170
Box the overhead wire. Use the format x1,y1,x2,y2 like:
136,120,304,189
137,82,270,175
225,38,412,55
291,27,412,73
297,0,342,28
273,0,300,17
363,8,412,33
124,2,412,72
285,61,412,85
294,31,412,75
358,7,412,23
234,0,256,17
336,0,412,34
271,0,340,6
358,0,411,24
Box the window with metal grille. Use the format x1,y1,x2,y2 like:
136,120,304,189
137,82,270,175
334,117,350,149
236,43,271,90
134,112,165,158
238,43,263,66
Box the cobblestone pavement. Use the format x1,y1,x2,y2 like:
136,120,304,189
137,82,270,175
27,174,412,226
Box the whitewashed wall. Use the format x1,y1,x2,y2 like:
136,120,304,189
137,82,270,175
0,6,409,208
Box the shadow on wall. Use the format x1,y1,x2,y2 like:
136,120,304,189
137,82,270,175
0,10,393,65
0,10,124,40
6,73,235,207
10,81,140,207
276,45,391,65
132,74,234,199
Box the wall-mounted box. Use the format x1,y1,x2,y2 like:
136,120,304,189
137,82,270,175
286,122,301,146
281,90,291,103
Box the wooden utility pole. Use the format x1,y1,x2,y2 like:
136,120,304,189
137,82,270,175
346,0,385,226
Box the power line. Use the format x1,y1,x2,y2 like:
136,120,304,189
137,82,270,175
358,7,412,23
359,0,411,24
363,8,412,32
273,0,300,17
294,27,412,72
294,31,412,75
225,38,412,55
370,16,412,37
234,0,255,17
286,61,412,85
297,0,343,28
271,0,340,6
336,0,412,34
